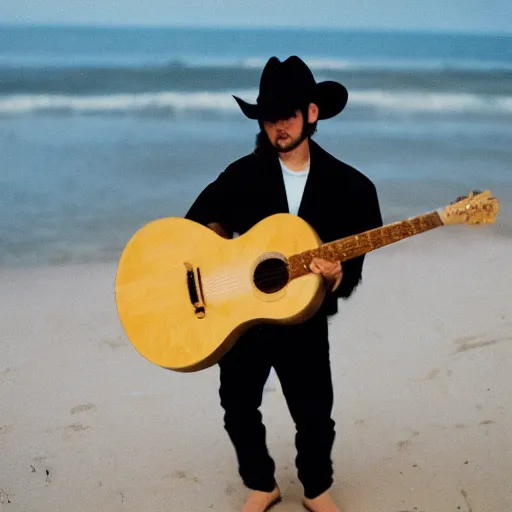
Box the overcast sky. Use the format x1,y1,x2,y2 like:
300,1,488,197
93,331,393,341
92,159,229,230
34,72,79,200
1,0,511,34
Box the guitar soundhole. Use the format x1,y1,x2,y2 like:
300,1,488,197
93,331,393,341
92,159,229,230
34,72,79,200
253,258,289,294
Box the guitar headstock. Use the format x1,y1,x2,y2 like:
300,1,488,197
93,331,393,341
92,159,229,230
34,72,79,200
437,190,499,225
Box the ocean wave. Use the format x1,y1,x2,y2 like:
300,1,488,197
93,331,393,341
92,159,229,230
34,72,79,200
1,90,512,117
240,56,512,72
0,90,254,115
350,90,512,113
2,54,512,72
3,62,511,98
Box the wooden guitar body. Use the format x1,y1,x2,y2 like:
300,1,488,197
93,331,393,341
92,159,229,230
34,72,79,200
115,213,326,372
115,190,498,373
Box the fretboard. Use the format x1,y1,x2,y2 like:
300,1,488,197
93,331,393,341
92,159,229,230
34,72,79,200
288,211,444,280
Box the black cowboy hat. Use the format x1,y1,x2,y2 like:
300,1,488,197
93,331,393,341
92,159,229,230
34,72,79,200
233,56,348,121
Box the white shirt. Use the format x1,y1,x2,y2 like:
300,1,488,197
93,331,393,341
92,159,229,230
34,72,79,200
278,158,310,216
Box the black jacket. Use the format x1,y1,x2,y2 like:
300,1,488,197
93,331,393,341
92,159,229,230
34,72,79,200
185,139,383,316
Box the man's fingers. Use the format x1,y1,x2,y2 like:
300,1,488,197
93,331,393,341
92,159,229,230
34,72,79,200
309,258,342,280
311,258,340,276
309,259,322,274
311,257,330,271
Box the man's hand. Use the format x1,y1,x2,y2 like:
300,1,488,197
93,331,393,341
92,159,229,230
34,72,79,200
309,257,343,292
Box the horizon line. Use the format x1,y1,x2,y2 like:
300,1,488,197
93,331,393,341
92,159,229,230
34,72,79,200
2,21,512,38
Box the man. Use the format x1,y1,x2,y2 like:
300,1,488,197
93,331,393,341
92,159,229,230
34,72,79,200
185,56,383,512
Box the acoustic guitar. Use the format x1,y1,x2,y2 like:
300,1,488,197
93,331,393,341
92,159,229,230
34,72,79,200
115,190,499,372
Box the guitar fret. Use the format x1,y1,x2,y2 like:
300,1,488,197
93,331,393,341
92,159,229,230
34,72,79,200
288,212,443,280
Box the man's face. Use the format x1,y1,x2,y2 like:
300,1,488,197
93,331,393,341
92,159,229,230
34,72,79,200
262,109,306,153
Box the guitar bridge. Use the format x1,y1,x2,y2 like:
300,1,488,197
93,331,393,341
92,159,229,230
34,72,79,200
184,263,206,318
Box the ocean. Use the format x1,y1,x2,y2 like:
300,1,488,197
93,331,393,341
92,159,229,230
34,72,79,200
1,25,511,266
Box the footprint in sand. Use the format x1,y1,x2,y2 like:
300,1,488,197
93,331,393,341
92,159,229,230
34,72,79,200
396,430,420,451
454,334,512,353
0,425,12,435
0,367,13,385
224,483,237,496
101,338,125,349
0,489,12,504
66,423,90,433
33,454,46,464
396,439,412,451
70,403,96,415
169,470,202,485
426,368,440,380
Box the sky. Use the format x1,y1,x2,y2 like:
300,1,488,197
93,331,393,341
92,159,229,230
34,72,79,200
1,0,512,34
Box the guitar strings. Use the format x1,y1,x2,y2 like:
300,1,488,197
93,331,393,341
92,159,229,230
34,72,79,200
207,268,308,292
205,270,319,299
203,259,318,296
205,272,282,296
205,268,292,286
207,266,311,283
208,266,310,284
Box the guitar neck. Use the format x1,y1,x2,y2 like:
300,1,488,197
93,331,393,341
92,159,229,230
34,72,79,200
288,211,444,280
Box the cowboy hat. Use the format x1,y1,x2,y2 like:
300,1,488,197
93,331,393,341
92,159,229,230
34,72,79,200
233,56,348,121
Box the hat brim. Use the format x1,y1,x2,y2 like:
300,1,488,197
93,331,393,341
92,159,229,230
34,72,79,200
233,81,348,121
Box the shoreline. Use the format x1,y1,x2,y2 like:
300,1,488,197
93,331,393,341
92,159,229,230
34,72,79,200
1,186,510,270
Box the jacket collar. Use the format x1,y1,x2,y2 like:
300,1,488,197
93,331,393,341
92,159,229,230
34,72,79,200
257,139,328,221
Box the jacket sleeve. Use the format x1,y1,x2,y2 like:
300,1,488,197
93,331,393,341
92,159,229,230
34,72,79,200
334,179,383,299
184,167,235,237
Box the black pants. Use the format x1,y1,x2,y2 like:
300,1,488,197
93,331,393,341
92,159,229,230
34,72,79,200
218,312,335,500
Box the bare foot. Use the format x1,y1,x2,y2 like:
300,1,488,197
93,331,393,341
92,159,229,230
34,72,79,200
303,490,341,512
241,486,281,512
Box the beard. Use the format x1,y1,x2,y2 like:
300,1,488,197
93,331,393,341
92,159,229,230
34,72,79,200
272,130,308,153
254,123,311,156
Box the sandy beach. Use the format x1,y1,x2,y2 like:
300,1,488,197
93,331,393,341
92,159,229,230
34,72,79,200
1,226,511,512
